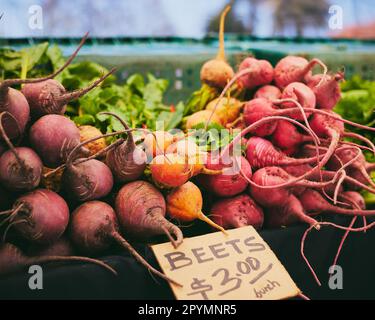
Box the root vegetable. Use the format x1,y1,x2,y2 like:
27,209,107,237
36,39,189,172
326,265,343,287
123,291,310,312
307,72,344,110
79,125,107,156
279,82,316,121
115,181,183,249
274,55,327,89
200,5,234,88
186,110,222,130
167,181,226,233
62,136,114,201
102,112,146,183
70,201,180,285
246,136,319,169
205,97,243,125
299,189,375,216
0,113,42,191
0,189,69,244
237,57,274,90
272,120,312,151
254,85,281,100
143,130,174,157
0,33,89,140
210,194,264,230
197,155,252,197
22,68,116,118
30,114,89,168
150,153,193,188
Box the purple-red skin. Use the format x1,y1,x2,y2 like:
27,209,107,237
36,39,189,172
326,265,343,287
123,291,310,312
210,194,264,230
274,56,312,89
272,120,312,151
70,201,118,255
115,180,183,241
279,82,316,121
307,72,344,110
115,180,165,237
12,189,69,244
249,167,291,207
254,85,281,100
243,98,278,137
340,191,366,210
245,136,317,169
29,114,85,168
265,194,309,228
198,155,252,197
62,159,114,202
0,147,43,192
238,57,273,90
0,88,30,140
21,79,66,118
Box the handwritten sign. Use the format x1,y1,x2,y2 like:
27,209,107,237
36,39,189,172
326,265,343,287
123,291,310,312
151,226,300,300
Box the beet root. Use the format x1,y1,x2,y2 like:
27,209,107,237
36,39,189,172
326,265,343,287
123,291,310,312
210,194,264,230
115,181,183,248
30,114,89,168
70,200,181,285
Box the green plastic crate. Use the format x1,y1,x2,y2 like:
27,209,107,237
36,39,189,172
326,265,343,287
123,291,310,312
1,37,374,102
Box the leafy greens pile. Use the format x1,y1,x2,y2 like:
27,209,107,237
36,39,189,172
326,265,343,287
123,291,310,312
0,42,184,133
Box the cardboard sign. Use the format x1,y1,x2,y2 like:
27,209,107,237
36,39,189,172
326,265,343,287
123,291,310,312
151,226,300,300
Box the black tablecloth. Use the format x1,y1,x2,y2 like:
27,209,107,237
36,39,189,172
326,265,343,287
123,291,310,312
0,216,374,300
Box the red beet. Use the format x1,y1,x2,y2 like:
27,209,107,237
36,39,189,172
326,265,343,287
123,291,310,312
210,194,264,230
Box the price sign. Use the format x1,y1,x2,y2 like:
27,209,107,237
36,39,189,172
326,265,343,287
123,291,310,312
151,226,300,300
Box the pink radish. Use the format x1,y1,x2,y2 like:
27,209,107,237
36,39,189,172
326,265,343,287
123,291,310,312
265,195,315,228
254,85,281,100
299,189,375,216
307,72,344,110
272,120,312,151
237,57,273,90
210,194,264,230
246,136,320,169
278,82,316,121
274,55,327,89
197,155,252,197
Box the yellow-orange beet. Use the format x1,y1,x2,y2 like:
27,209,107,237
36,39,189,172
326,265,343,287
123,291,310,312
167,182,227,233
150,153,193,188
78,125,107,156
200,59,234,88
186,110,222,130
41,166,64,192
200,5,234,88
206,97,243,125
143,131,174,157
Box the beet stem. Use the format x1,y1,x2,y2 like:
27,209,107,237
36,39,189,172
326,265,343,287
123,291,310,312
343,131,375,155
28,255,117,276
57,68,117,106
111,231,182,287
216,5,231,61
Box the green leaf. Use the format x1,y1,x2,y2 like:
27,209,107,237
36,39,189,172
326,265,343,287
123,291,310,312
73,114,96,126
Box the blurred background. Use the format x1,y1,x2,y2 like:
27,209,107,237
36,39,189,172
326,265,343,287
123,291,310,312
0,0,374,39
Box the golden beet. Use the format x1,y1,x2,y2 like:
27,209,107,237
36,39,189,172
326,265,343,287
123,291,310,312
78,125,107,156
206,97,243,125
166,181,227,233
